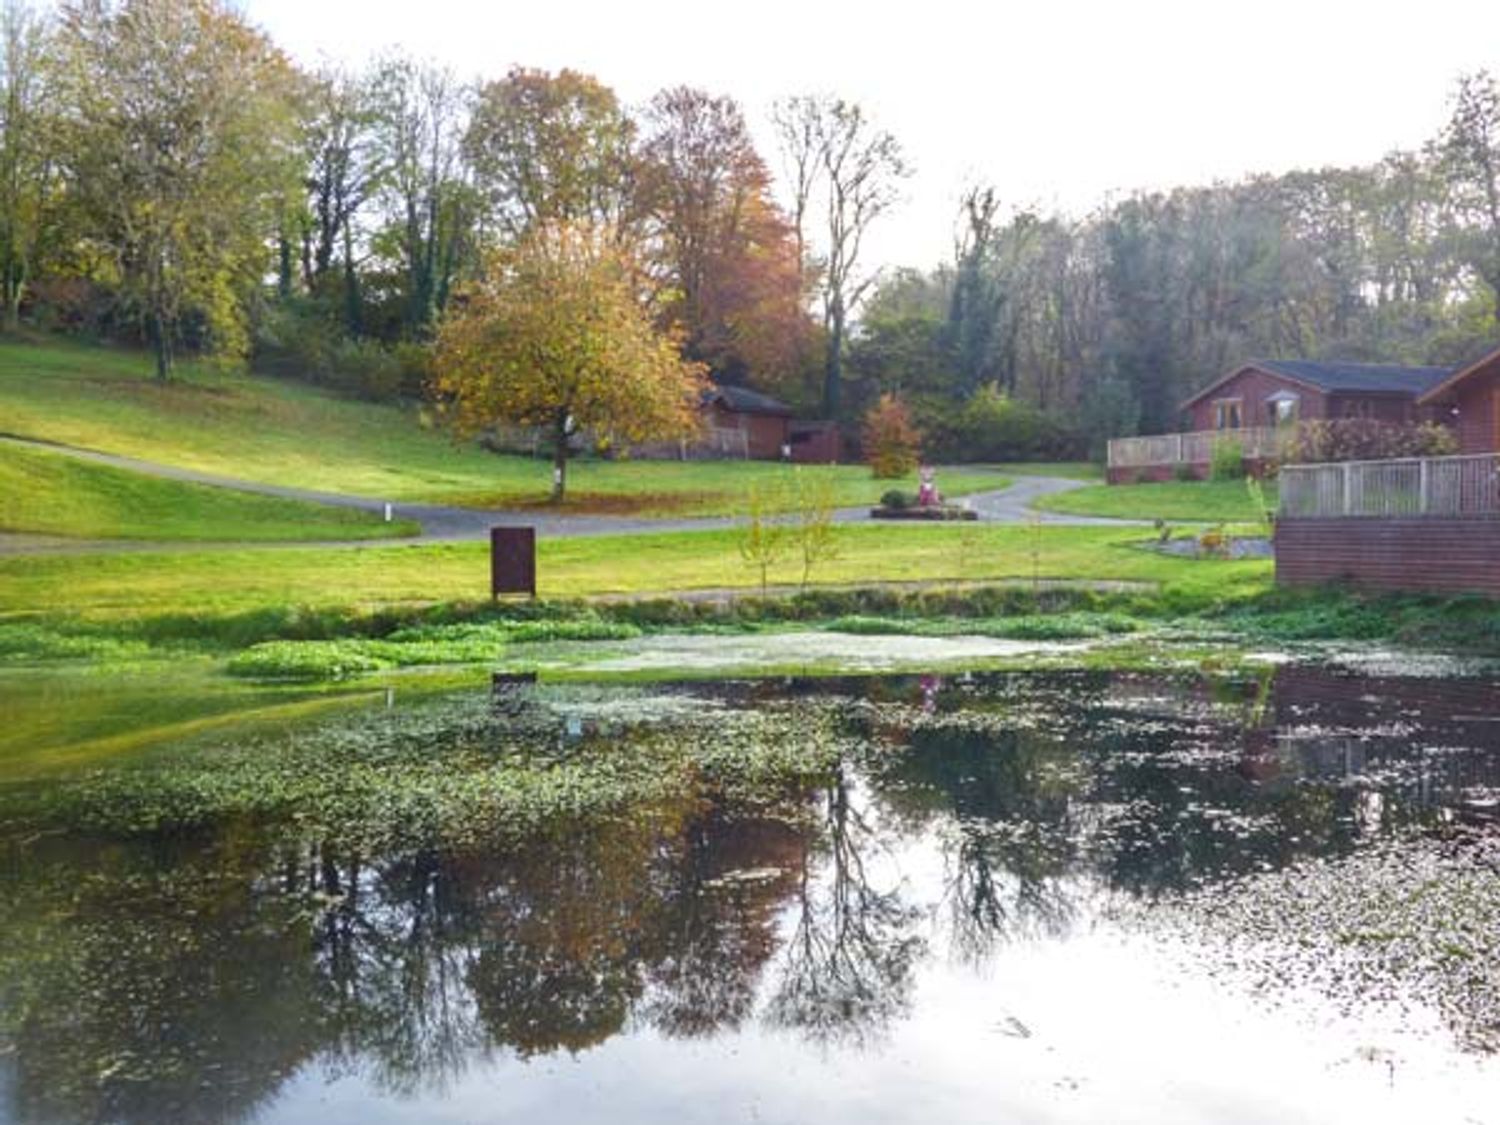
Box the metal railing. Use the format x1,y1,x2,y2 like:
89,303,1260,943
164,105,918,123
1108,427,1291,469
1279,453,1500,519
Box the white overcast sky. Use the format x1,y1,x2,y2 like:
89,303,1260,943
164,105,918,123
245,0,1500,271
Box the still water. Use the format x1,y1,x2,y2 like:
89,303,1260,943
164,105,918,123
2,665,1499,1124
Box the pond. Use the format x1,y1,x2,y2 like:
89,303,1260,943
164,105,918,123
2,661,1499,1124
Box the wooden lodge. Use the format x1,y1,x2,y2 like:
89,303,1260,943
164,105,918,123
1275,345,1500,596
635,382,839,463
1107,359,1454,482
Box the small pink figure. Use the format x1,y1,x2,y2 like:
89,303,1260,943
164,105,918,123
917,465,939,507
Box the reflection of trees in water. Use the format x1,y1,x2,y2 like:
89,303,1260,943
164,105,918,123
0,833,326,1125
767,768,924,1047
8,669,1498,1122
887,719,1091,960
0,802,810,1124
306,847,486,1095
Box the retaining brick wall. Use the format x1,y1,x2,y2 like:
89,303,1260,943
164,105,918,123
1275,517,1500,595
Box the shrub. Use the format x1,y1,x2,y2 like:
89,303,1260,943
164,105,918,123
1210,438,1245,481
863,393,922,478
1290,419,1459,464
956,384,1073,461
253,305,404,401
879,489,913,510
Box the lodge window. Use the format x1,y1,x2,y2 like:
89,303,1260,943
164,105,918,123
1266,395,1300,426
1341,400,1374,420
1213,398,1242,430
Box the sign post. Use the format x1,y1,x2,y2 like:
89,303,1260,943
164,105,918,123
490,527,536,599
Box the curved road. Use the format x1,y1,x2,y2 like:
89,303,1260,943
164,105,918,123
0,435,1138,555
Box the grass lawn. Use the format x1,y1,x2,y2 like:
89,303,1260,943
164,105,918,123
0,440,420,541
0,524,1272,623
1034,478,1278,523
0,335,1007,516
988,461,1103,481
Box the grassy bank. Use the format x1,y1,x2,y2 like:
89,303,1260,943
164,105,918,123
1035,478,1277,523
0,440,419,541
0,335,1005,515
0,524,1269,624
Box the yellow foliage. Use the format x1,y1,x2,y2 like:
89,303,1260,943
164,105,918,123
431,222,707,494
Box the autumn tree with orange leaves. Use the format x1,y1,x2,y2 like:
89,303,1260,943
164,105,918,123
432,223,706,503
639,87,810,392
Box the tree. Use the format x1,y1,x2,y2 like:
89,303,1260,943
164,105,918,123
294,64,387,333
739,480,792,594
56,0,298,379
431,222,706,503
1439,70,1500,325
464,67,636,240
639,86,808,386
371,54,474,336
773,95,907,419
791,468,840,590
862,393,920,478
0,0,58,331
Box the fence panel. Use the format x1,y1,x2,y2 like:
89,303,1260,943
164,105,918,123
1279,454,1500,519
1108,427,1286,469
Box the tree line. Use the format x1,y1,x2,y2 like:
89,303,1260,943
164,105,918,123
5,0,1500,460
0,0,892,410
854,73,1500,456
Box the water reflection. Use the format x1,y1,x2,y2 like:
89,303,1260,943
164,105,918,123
1,665,1499,1123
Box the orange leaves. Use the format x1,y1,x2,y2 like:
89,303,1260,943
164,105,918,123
431,221,707,452
862,393,922,479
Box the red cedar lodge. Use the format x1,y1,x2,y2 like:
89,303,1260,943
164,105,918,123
702,383,839,463
1182,358,1455,433
1108,358,1457,483
1274,345,1500,597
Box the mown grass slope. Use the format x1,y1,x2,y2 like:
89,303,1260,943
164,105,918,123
0,336,1006,515
0,441,418,541
1034,479,1277,523
0,524,1272,622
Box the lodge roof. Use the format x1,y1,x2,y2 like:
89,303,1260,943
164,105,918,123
704,383,794,417
1181,358,1454,410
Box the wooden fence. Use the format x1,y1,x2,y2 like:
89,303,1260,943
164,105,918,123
1278,454,1500,519
1107,427,1289,470
631,426,750,461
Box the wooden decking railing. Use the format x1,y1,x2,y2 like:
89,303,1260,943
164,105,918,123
1279,454,1500,519
1107,427,1290,469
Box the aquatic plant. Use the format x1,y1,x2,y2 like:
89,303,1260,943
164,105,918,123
2,691,844,851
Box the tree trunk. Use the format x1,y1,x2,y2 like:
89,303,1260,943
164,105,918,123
277,236,293,300
342,224,362,337
2,263,20,332
151,310,174,382
823,307,844,419
550,410,570,503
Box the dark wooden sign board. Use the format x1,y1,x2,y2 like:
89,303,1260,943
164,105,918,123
490,526,536,598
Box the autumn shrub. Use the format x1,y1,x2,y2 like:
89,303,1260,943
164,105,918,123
1290,419,1458,464
863,393,922,478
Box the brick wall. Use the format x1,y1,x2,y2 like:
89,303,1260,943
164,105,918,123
1276,517,1500,595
